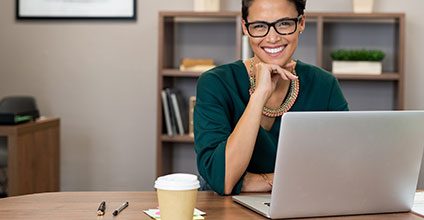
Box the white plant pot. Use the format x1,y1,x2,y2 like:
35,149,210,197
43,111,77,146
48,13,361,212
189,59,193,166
353,0,374,13
194,0,220,12
332,61,382,75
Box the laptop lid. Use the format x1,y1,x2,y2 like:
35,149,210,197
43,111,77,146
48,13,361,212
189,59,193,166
269,111,424,219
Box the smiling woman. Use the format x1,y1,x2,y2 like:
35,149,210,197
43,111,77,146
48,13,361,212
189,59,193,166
193,0,350,196
17,0,136,19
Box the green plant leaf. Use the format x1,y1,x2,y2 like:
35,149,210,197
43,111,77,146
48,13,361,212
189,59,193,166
331,49,385,61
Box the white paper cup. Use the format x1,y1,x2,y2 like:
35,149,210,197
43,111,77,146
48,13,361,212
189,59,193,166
154,173,200,220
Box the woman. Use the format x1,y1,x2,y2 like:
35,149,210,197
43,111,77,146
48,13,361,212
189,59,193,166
194,0,349,195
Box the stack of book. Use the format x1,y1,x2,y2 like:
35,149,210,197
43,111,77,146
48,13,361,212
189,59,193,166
161,88,188,136
179,58,216,72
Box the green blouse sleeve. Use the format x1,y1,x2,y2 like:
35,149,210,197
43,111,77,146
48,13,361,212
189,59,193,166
194,71,244,195
328,77,349,111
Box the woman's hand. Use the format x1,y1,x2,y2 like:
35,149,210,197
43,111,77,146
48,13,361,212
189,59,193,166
241,172,274,192
252,60,298,102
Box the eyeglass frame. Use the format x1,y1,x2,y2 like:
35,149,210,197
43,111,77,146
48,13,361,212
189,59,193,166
244,15,304,38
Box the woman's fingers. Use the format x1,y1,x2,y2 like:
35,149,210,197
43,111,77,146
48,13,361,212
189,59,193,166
272,65,298,80
272,67,289,80
254,62,298,85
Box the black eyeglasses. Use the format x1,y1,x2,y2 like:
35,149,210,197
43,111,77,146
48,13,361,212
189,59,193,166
245,15,303,38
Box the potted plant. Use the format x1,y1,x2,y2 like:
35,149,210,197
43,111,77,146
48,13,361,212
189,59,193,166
331,49,385,75
353,0,374,13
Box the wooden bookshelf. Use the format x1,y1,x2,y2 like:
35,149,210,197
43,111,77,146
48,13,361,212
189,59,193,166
156,11,405,176
157,11,242,176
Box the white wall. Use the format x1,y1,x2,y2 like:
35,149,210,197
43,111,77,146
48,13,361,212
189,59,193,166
0,0,423,191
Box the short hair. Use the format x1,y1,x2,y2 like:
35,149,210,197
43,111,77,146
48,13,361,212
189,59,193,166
242,0,306,21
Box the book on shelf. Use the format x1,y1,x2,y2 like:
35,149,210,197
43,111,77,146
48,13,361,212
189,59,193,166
162,88,188,136
164,88,178,136
189,96,196,137
161,90,173,136
170,92,186,135
179,58,216,72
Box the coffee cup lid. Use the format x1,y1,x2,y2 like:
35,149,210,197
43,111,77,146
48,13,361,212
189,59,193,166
154,173,200,191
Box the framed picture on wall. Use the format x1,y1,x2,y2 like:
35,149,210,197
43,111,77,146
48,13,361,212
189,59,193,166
17,0,137,20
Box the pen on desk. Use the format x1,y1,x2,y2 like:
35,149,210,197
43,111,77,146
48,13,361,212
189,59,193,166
113,201,129,216
97,201,106,216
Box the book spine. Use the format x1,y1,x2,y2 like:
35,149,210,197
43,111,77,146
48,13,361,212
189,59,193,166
171,93,185,135
165,88,178,135
161,90,173,136
189,96,196,137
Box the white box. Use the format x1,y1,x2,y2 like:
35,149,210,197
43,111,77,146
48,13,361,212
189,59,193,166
353,0,374,13
194,0,220,12
332,61,382,75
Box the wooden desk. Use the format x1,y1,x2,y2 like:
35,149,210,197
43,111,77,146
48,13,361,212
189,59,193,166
0,191,422,220
0,118,60,196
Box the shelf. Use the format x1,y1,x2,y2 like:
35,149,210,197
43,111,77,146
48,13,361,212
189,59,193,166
162,69,400,81
161,135,194,143
307,12,404,19
334,73,400,81
160,11,404,19
162,69,203,77
173,17,238,23
160,11,240,18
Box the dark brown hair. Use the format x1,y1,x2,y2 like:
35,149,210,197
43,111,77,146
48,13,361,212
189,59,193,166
242,0,306,21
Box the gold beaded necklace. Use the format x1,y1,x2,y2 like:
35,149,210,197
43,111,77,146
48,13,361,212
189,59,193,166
248,58,300,118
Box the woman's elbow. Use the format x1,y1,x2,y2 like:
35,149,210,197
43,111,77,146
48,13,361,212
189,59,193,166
224,186,232,195
224,178,236,195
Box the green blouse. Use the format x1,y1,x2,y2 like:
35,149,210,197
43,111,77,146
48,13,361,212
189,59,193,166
194,60,349,195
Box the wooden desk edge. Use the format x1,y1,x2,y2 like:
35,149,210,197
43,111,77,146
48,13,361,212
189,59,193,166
0,118,60,135
0,191,422,220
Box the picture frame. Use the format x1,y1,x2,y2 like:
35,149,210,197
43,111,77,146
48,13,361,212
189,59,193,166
16,0,136,20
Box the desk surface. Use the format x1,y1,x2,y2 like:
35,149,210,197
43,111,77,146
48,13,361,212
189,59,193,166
0,191,422,220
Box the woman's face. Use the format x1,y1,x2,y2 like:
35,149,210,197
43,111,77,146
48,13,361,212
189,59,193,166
242,0,305,66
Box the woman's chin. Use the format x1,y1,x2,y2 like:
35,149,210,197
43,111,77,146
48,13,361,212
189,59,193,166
257,56,291,67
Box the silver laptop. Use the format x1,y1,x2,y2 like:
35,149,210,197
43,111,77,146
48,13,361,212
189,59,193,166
233,111,424,219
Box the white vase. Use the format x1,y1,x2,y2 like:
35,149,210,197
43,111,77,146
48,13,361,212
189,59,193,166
194,0,220,12
353,0,374,13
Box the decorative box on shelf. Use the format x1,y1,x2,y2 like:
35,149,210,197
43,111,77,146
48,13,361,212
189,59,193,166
332,61,382,75
331,49,385,75
193,0,220,12
353,0,374,13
